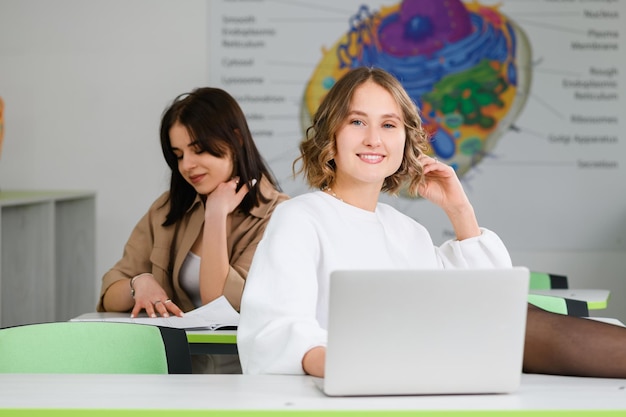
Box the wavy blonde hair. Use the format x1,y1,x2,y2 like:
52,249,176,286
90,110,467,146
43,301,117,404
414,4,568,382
294,67,430,197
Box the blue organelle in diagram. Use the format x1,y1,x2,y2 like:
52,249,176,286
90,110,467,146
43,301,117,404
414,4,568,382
302,0,532,180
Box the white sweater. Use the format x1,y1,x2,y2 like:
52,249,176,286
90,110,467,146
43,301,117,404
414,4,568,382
238,191,512,374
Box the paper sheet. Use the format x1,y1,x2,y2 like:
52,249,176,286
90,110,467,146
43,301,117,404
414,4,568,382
71,295,239,330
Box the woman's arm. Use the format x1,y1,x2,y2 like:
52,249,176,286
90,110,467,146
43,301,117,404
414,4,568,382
416,158,512,269
99,207,157,312
418,156,480,241
101,277,136,312
302,346,326,377
238,201,328,374
199,178,250,305
99,193,183,317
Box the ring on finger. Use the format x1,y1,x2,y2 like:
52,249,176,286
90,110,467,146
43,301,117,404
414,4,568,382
164,299,172,304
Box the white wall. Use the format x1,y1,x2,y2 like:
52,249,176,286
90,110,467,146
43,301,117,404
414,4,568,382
1,0,625,322
0,0,208,304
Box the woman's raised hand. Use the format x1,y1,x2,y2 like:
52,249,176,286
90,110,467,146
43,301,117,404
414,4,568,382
417,155,471,212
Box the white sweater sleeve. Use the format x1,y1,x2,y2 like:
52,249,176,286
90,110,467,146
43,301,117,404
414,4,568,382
237,202,327,375
437,227,513,268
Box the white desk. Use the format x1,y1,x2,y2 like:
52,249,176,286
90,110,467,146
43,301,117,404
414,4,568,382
186,329,237,354
0,373,625,415
529,289,611,310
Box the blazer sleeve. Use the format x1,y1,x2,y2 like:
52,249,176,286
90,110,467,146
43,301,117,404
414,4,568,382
97,195,168,312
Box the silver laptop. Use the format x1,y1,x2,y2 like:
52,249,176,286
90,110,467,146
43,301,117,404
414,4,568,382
319,267,529,396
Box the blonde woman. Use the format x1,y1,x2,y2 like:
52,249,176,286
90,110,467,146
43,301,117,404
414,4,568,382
238,67,626,379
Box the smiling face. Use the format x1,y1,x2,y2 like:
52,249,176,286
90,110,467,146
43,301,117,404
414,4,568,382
169,122,234,196
333,80,406,191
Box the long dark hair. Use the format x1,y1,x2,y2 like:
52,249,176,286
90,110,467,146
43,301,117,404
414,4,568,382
159,87,280,226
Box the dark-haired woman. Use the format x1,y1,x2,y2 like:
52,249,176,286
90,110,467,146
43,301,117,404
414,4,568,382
98,87,288,373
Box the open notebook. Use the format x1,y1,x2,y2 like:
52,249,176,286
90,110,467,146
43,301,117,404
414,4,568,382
317,267,529,396
72,295,239,330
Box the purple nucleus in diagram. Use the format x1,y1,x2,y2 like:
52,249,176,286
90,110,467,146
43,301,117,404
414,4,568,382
302,0,532,183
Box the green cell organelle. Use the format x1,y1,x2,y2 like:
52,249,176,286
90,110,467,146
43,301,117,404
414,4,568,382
444,113,463,129
459,137,483,157
423,60,507,129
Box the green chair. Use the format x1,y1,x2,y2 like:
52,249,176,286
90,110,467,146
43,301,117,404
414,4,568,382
529,271,569,290
0,321,192,374
527,293,589,317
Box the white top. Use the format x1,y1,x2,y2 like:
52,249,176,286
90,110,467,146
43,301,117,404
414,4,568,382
238,191,512,374
179,251,201,308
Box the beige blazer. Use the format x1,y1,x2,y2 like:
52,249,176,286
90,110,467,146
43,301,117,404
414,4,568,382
97,177,288,312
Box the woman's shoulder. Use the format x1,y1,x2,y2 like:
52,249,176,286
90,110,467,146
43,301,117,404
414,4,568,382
262,192,331,238
375,201,406,218
127,191,176,234
278,191,324,209
262,179,290,206
270,191,327,218
153,190,171,204
376,202,429,232
251,177,289,218
147,191,172,212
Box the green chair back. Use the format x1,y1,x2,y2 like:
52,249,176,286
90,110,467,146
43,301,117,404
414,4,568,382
529,271,569,290
0,321,192,374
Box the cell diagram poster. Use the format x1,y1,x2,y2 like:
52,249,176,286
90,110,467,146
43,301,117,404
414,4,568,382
208,0,624,250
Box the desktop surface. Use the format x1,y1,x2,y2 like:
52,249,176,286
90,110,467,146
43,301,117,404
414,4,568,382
1,373,625,416
528,289,610,310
